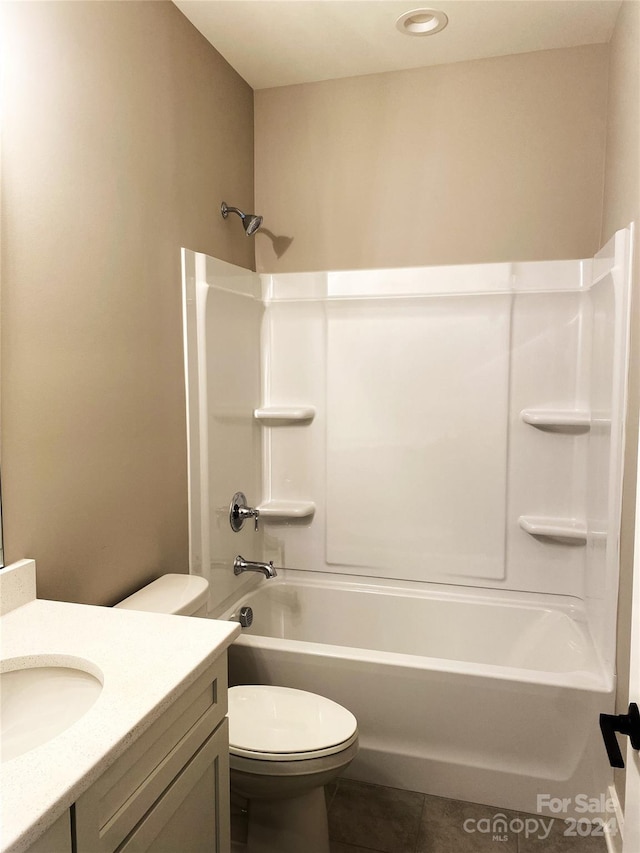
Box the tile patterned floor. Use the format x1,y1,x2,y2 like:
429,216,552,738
232,779,610,853
326,780,608,853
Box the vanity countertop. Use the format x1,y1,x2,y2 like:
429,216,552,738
0,560,240,853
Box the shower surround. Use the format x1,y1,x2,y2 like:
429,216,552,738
181,226,633,819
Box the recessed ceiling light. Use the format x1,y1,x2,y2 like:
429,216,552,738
395,8,449,36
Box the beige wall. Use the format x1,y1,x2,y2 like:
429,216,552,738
255,44,609,274
0,1,254,604
600,0,640,808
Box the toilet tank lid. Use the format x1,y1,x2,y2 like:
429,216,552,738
115,574,209,616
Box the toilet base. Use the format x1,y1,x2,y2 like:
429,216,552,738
246,786,329,853
229,714,358,853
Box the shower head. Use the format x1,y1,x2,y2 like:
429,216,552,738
221,201,263,236
243,213,263,236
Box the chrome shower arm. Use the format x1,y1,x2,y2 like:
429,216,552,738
221,203,243,219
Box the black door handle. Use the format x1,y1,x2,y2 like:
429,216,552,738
599,703,640,768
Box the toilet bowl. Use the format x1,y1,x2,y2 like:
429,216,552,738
229,684,358,853
116,574,359,853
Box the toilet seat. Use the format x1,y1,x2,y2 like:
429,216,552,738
229,685,358,761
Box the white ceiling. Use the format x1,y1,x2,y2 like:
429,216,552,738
173,0,622,90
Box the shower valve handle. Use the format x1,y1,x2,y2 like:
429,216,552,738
229,492,260,532
599,703,640,768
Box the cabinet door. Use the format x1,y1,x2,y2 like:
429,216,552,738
116,720,230,853
27,813,72,853
75,663,226,853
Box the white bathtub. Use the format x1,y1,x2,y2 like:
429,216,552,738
217,573,614,817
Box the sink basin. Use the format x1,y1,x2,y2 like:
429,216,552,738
1,659,103,762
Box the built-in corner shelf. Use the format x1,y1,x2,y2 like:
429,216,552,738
254,406,316,425
518,515,587,545
520,409,591,433
258,500,316,522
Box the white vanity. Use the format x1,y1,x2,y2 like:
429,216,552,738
0,560,240,853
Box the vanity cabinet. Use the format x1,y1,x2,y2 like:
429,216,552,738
1,559,240,853
74,656,230,853
25,814,72,853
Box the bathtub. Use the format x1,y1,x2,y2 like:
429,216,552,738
216,572,614,818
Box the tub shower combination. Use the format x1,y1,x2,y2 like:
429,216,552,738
182,226,633,818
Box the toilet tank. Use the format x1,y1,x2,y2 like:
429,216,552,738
115,574,209,617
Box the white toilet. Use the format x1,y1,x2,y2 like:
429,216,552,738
116,574,358,853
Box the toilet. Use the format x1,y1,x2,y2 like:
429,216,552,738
115,572,209,616
116,574,358,853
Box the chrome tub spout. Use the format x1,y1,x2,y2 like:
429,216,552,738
233,555,277,579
